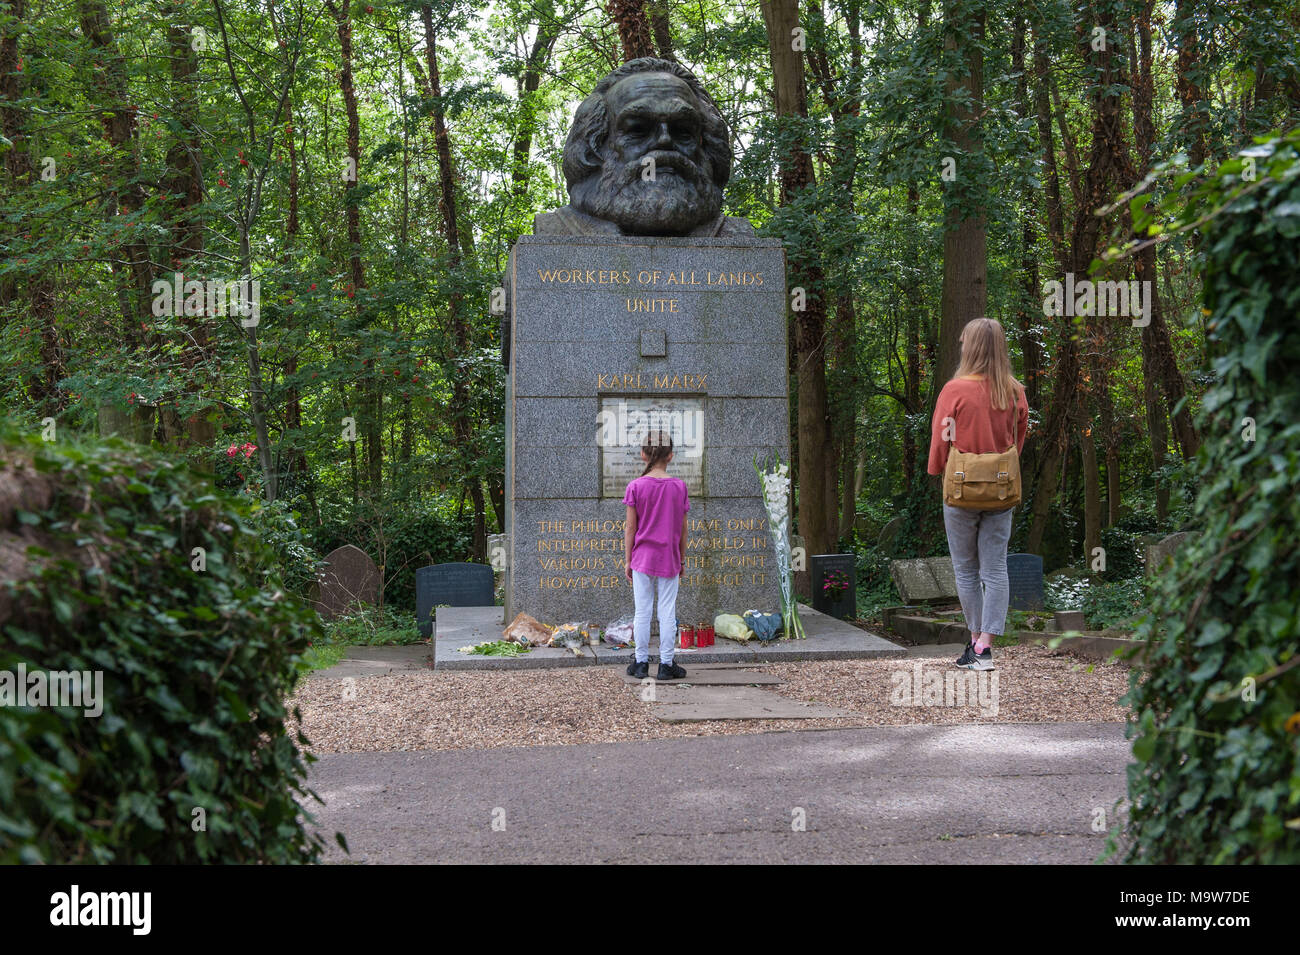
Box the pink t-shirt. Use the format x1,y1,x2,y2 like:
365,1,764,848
623,475,691,578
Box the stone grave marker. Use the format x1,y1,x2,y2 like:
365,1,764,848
1144,532,1191,578
416,562,495,638
313,544,380,621
889,557,958,603
876,516,905,555
810,553,856,619
1007,553,1045,610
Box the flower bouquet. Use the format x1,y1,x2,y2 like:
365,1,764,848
753,452,806,640
822,570,851,599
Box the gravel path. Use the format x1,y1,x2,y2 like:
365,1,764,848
290,645,1132,755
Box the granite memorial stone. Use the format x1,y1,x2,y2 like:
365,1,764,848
810,553,857,620
416,562,495,638
1006,553,1045,610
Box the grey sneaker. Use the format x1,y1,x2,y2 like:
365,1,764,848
955,643,977,667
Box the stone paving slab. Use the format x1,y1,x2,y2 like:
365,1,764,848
617,666,784,686
635,685,795,705
904,643,968,659
435,605,906,669
651,697,857,722
308,644,434,681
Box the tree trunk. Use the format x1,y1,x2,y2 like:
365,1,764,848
511,7,560,209
648,1,676,60
161,15,215,459
1026,0,1125,552
1133,0,1200,460
332,0,380,497
1174,0,1208,170
760,0,832,557
1013,15,1042,411
423,5,484,561
1081,422,1101,569
1,0,63,416
79,0,155,438
608,0,656,61
936,0,987,384
1032,26,1066,270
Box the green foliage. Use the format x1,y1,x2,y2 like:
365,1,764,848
245,499,327,600
1120,129,1300,864
310,495,474,611
1080,578,1146,631
0,421,326,864
321,605,423,646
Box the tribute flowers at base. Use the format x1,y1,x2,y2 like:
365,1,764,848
752,452,805,640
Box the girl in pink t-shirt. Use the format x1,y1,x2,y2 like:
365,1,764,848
622,430,690,682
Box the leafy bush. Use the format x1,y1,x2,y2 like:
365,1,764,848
1120,129,1300,863
321,605,423,646
0,422,326,863
245,498,326,599
310,494,475,611
1080,578,1145,630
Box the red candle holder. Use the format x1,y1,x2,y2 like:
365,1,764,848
679,625,696,648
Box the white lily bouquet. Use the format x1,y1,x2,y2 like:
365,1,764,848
752,453,806,640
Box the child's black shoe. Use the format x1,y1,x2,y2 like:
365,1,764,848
627,659,649,679
656,661,687,681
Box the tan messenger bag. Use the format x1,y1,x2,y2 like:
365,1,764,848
943,445,1021,510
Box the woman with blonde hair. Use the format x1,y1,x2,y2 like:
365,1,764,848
927,317,1029,671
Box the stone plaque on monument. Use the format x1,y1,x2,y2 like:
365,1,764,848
598,395,705,497
503,57,787,627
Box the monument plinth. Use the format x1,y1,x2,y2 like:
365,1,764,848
500,57,789,627
505,234,788,625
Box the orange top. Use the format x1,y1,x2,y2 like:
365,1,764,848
927,377,1029,475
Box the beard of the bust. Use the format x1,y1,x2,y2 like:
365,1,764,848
571,148,722,235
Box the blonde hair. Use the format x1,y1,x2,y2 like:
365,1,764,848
641,430,672,475
953,317,1023,411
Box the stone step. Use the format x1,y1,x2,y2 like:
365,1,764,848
618,667,784,686
651,696,856,722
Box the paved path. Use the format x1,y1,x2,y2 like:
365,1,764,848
307,722,1128,863
307,645,433,681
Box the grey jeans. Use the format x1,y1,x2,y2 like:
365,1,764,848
942,504,1014,636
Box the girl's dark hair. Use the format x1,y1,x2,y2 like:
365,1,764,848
641,430,673,476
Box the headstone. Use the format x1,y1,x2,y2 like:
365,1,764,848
486,533,508,573
877,516,905,555
810,553,856,619
416,563,495,638
1006,553,1045,610
1144,531,1191,578
313,544,379,621
889,557,959,603
1052,610,1087,631
502,58,788,626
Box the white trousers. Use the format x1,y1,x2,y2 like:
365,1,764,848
632,570,680,664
